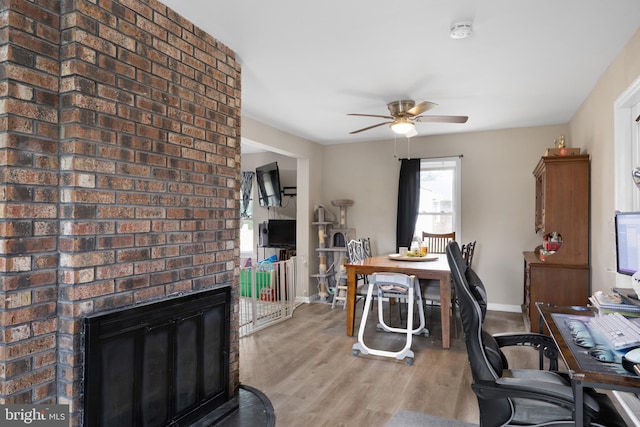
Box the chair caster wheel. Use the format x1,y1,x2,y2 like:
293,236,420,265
423,331,430,338
352,349,360,357
405,357,414,366
376,324,384,332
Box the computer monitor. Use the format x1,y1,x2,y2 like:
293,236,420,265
615,211,640,276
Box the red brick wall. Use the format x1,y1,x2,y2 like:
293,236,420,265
0,0,241,424
0,0,62,406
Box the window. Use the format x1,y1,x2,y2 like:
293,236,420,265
240,171,254,253
240,219,253,253
240,171,254,219
413,157,461,238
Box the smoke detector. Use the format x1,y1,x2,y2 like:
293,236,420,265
450,21,473,39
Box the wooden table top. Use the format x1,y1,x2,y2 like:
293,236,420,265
345,253,450,275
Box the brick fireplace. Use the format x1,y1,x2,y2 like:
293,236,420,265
0,0,241,425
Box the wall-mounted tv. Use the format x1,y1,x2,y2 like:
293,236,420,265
255,162,282,207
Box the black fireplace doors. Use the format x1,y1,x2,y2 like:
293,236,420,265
84,287,231,426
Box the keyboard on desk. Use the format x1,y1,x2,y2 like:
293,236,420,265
589,312,640,350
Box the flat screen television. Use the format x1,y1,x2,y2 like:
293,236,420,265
267,219,296,247
255,162,282,207
615,211,640,275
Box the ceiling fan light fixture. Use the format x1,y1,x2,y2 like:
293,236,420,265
390,118,415,135
348,99,468,135
405,127,418,138
450,21,473,39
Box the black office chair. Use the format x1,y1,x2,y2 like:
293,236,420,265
446,241,626,427
420,231,456,312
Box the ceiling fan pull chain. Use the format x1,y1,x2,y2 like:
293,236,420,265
394,135,398,158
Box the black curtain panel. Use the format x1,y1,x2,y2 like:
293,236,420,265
240,171,254,218
396,158,420,251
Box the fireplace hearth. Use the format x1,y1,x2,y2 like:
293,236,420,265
83,287,232,426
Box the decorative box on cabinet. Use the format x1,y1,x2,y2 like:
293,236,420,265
523,252,590,332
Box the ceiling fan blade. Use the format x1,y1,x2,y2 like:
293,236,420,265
347,113,394,120
349,121,392,134
415,115,469,123
406,101,437,117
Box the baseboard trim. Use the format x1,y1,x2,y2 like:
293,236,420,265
295,295,314,304
298,293,521,313
487,302,521,313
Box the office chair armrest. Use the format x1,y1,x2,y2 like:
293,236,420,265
496,377,600,414
475,378,600,414
493,332,559,371
493,332,557,349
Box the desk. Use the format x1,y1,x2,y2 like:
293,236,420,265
537,303,640,425
345,254,452,349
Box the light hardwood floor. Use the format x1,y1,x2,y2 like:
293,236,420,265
239,301,535,427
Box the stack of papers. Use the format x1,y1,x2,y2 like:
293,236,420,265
589,290,640,317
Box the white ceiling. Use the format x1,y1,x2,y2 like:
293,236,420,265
159,0,640,147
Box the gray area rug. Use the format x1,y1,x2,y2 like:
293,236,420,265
386,410,479,427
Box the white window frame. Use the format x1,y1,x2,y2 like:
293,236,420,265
413,156,461,240
614,76,640,288
615,76,640,212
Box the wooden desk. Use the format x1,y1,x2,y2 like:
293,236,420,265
537,303,640,425
345,254,452,349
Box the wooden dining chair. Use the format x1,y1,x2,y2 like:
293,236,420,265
421,231,456,254
425,237,476,338
332,239,368,310
360,237,373,259
461,240,476,268
420,231,457,333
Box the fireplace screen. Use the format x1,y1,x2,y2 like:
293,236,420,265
84,287,230,426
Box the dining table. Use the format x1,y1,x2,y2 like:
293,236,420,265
345,253,453,349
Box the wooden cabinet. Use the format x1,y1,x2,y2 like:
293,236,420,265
523,252,590,331
533,155,590,264
524,155,590,331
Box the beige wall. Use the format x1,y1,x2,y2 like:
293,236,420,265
241,152,297,271
570,27,640,293
242,27,640,310
242,152,297,223
242,117,323,301
243,117,570,310
321,125,568,310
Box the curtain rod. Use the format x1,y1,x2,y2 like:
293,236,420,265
397,154,464,161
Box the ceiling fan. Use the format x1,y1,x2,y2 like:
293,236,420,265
348,100,468,135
